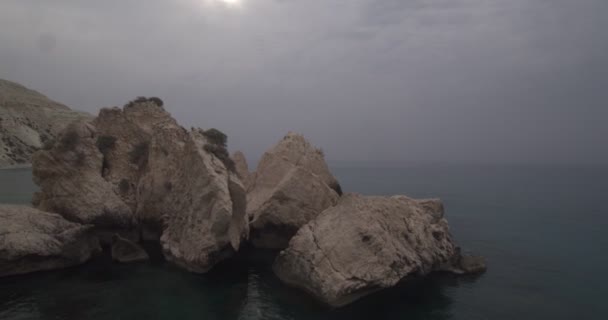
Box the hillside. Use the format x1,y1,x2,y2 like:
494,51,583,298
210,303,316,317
0,79,91,167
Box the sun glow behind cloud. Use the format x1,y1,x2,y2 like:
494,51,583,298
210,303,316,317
211,0,243,9
178,0,245,15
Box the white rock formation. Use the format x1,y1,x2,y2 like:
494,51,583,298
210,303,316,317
246,133,341,248
138,125,248,272
273,193,486,307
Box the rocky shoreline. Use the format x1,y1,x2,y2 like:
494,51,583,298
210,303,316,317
0,98,485,307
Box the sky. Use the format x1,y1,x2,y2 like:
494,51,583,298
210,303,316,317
1,0,607,166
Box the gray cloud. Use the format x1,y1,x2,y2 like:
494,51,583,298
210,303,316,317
1,0,606,165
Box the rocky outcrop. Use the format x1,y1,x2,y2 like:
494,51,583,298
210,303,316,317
0,79,91,167
273,194,486,307
0,205,100,277
31,98,248,273
246,133,341,249
232,151,251,188
111,234,149,263
22,91,485,296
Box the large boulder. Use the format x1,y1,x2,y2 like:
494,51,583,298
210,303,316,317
0,205,100,277
247,133,341,249
443,250,487,274
31,98,248,273
273,194,486,307
249,167,339,249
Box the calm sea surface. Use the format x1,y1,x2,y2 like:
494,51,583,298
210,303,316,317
1,165,607,319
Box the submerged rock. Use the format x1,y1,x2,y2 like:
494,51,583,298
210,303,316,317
0,205,100,277
111,234,149,263
247,133,341,249
273,194,485,307
442,250,487,274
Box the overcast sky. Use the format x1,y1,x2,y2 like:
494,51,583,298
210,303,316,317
1,0,606,166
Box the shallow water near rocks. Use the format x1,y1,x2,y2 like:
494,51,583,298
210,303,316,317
1,165,607,319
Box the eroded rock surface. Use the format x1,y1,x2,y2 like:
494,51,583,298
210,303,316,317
0,205,100,277
32,99,248,273
247,133,341,249
143,126,248,273
273,193,486,307
92,106,155,211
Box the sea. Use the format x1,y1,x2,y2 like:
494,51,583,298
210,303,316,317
0,165,606,320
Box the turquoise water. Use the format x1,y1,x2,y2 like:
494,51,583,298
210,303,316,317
1,165,607,319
